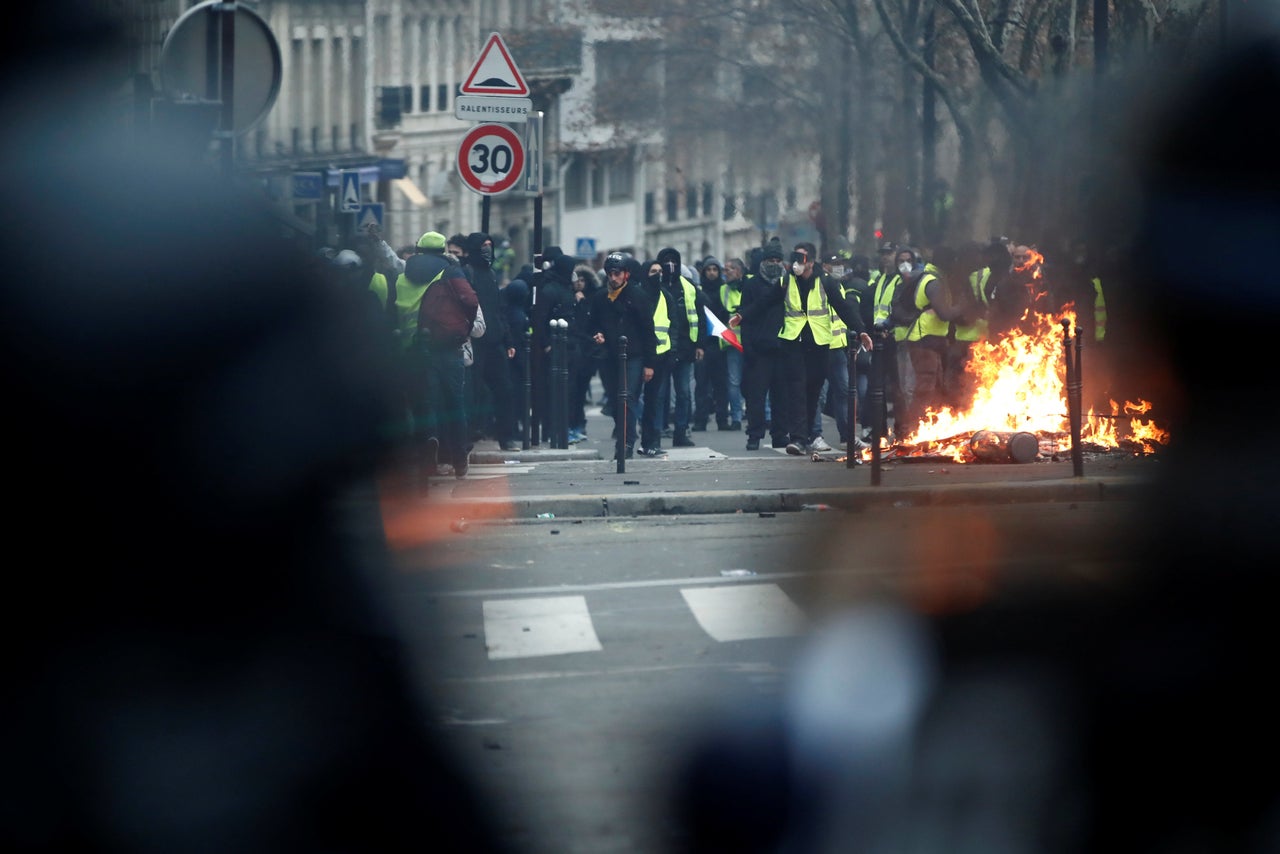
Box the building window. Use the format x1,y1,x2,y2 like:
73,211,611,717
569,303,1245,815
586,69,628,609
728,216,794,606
310,125,320,153
437,83,448,111
723,192,735,221
610,155,634,201
420,85,431,112
644,192,655,225
702,182,713,217
686,187,697,219
401,85,413,115
291,126,301,155
350,122,359,150
666,189,678,221
563,156,587,210
786,185,797,209
591,162,605,206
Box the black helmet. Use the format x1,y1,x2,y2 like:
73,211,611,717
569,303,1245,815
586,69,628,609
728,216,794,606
603,251,629,273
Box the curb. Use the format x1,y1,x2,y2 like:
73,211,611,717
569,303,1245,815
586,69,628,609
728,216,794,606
471,448,602,464
437,476,1152,520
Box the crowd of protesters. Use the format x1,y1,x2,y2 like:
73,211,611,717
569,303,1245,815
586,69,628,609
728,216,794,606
318,223,1112,477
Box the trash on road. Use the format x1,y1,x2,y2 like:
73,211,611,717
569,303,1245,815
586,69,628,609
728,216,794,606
720,568,756,577
451,518,469,532
801,503,834,511
537,512,556,519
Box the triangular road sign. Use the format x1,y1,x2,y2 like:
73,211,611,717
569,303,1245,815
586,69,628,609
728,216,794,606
340,171,361,213
460,33,529,96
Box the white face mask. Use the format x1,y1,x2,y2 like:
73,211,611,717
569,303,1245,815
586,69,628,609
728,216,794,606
898,261,913,275
792,261,806,276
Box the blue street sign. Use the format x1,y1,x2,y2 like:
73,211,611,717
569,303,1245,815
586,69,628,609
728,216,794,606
357,203,384,229
340,170,361,213
292,171,324,200
575,237,596,258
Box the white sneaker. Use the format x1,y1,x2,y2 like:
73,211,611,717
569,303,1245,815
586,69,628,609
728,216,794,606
809,436,833,452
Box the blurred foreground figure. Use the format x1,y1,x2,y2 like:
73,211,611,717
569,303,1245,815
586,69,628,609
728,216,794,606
671,33,1280,854
1,6,505,852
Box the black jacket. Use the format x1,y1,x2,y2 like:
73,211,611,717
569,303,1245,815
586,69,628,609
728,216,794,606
589,283,657,370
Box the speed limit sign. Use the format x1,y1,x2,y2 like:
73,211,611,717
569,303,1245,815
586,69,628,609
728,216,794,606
456,123,525,195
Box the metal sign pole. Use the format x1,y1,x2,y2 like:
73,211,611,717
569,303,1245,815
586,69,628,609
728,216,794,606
217,1,236,178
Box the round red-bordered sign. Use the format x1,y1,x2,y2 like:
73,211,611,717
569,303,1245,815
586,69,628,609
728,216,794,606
456,123,526,195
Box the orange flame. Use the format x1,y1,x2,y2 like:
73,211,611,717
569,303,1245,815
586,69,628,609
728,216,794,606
896,307,1170,461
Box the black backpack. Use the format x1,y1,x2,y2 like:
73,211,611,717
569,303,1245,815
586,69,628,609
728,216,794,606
890,273,923,327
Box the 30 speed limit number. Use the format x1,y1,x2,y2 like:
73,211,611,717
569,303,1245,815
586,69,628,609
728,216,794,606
456,123,525,195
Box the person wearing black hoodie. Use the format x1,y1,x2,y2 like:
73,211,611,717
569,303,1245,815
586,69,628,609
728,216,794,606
733,241,790,450
692,251,731,431
591,253,657,459
463,232,518,451
531,253,579,443
504,265,534,438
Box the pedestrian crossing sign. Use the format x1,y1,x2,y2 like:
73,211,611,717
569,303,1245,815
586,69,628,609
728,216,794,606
358,203,383,229
340,170,361,213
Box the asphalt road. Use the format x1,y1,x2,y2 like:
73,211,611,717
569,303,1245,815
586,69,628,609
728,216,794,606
383,499,1145,853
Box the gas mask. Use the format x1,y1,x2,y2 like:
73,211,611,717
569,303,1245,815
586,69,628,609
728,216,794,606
792,261,806,276
480,245,493,264
898,261,914,275
830,265,847,279
664,261,678,276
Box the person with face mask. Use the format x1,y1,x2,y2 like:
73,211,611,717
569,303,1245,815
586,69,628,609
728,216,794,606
525,246,563,441
896,246,967,435
462,232,518,451
732,240,790,450
531,253,578,445
733,240,871,455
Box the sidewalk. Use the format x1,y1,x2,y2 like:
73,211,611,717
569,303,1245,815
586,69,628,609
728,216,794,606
405,399,1160,520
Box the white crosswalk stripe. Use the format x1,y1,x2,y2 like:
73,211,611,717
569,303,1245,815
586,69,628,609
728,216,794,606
483,596,603,660
680,584,807,641
480,584,804,660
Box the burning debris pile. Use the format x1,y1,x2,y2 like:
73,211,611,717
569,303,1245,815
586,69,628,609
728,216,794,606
885,309,1170,464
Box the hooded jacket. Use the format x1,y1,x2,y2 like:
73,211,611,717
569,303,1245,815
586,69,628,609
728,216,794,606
463,232,511,351
532,254,578,352
398,251,477,351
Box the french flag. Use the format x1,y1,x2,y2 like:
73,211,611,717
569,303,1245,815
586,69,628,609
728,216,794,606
703,306,743,352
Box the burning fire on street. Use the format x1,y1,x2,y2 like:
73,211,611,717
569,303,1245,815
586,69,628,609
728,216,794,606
882,308,1171,464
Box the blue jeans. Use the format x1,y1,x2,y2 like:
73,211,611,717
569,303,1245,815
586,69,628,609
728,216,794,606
669,358,695,433
724,347,743,423
420,345,468,468
812,348,850,441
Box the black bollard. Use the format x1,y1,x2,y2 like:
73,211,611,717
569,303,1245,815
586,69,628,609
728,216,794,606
869,329,888,485
522,329,532,450
1062,318,1084,477
616,335,628,474
553,320,569,449
846,343,861,468
548,320,561,449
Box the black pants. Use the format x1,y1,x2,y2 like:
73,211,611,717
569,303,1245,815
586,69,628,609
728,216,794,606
744,347,788,445
470,342,516,443
780,340,829,445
